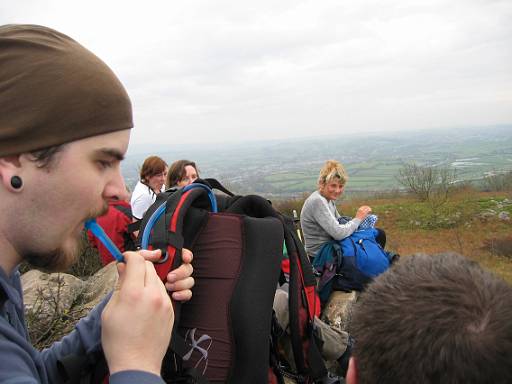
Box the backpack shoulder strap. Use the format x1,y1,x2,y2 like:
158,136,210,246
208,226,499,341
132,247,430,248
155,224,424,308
203,178,235,197
138,184,217,281
282,215,327,380
111,203,132,219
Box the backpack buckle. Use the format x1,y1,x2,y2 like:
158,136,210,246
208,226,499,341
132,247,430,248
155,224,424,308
155,250,169,264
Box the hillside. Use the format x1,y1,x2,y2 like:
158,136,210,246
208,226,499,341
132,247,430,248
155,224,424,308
275,187,512,284
22,184,512,353
122,125,512,198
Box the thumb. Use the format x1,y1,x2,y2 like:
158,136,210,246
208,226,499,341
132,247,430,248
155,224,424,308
114,261,127,292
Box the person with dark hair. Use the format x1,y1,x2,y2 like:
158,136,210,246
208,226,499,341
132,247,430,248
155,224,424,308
130,155,168,220
0,24,194,383
347,252,512,384
166,159,198,188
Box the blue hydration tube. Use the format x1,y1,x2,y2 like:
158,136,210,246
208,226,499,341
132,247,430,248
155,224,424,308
183,183,218,213
85,219,125,262
140,183,218,250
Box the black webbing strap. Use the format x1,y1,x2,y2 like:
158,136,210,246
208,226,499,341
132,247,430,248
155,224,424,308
0,285,6,309
307,322,329,379
203,178,235,197
57,352,108,384
127,220,140,234
168,367,210,384
112,203,132,219
285,227,327,380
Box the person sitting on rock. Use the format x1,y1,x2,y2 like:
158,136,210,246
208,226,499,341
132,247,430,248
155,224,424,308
300,160,385,260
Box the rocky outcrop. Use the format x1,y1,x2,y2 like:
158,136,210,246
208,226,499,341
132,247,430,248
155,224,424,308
21,262,118,345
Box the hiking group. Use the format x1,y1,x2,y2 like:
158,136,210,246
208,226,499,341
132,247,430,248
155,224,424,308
1,24,511,384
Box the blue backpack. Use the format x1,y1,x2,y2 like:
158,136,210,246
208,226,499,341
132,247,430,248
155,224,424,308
313,228,393,300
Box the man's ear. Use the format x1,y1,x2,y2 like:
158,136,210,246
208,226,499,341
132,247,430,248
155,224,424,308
0,155,23,192
346,356,358,384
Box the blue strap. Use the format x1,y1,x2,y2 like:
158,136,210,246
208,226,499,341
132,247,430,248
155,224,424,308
183,183,218,213
141,202,167,249
141,183,217,249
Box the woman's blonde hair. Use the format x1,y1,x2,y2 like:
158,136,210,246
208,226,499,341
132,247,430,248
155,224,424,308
317,160,348,187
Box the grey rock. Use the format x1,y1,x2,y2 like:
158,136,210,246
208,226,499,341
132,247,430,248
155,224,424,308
21,263,118,331
321,291,358,332
498,211,510,221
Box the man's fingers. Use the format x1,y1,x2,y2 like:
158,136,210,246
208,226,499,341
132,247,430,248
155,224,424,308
182,248,193,264
144,260,166,292
171,289,192,302
138,249,163,262
165,276,195,292
119,251,146,290
166,262,193,285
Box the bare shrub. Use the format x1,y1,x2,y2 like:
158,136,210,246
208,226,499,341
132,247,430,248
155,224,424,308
273,194,307,217
67,232,103,277
396,163,456,203
482,170,512,192
25,274,85,350
482,236,512,258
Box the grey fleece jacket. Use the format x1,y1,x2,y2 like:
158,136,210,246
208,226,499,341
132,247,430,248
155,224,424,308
0,266,164,384
300,190,361,258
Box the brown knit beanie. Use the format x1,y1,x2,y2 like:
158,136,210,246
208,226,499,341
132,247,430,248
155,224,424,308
0,24,133,157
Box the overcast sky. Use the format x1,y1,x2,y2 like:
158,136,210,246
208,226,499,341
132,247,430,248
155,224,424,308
1,0,511,148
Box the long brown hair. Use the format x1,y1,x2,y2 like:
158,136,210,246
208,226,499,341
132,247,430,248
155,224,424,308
140,156,167,185
166,159,198,187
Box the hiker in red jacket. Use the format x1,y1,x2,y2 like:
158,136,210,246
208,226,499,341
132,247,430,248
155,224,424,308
88,195,136,265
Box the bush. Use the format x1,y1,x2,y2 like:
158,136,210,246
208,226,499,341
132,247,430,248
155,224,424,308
396,163,456,202
482,236,512,258
273,194,308,217
482,171,512,192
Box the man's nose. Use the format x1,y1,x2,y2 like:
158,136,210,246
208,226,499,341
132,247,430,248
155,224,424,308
104,169,127,199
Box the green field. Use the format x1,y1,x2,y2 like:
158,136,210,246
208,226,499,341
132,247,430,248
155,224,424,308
123,125,512,198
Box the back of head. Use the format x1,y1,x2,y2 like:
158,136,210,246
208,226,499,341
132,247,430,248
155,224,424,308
318,159,348,187
0,24,133,157
351,252,512,384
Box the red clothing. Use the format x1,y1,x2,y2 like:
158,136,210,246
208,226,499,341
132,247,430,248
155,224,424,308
87,200,134,265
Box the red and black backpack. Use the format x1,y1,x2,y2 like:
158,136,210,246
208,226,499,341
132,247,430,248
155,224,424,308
58,179,327,384
137,179,327,383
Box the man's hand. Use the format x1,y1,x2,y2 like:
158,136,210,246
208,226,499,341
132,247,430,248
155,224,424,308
101,251,174,376
142,248,195,302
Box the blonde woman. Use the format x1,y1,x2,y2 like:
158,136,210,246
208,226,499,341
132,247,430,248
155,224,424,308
300,160,378,259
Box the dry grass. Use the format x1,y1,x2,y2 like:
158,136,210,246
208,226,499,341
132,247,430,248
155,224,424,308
279,189,512,284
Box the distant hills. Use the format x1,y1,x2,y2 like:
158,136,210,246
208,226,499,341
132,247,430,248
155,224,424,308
121,125,512,199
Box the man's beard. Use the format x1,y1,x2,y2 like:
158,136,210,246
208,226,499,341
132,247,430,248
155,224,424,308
23,203,109,272
24,239,81,272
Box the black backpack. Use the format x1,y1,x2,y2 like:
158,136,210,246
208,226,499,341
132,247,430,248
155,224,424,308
138,179,327,383
58,179,327,384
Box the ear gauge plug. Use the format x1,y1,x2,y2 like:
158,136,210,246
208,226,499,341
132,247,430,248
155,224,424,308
10,176,23,189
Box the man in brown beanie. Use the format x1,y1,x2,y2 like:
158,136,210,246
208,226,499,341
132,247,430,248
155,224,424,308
0,24,194,384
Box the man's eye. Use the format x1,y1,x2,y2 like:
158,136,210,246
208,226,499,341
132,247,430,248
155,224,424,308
97,160,113,169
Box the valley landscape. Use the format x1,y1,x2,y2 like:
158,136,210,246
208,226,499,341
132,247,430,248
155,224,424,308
122,125,512,199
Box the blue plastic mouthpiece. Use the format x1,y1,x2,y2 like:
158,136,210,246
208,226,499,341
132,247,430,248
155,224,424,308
85,219,125,263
